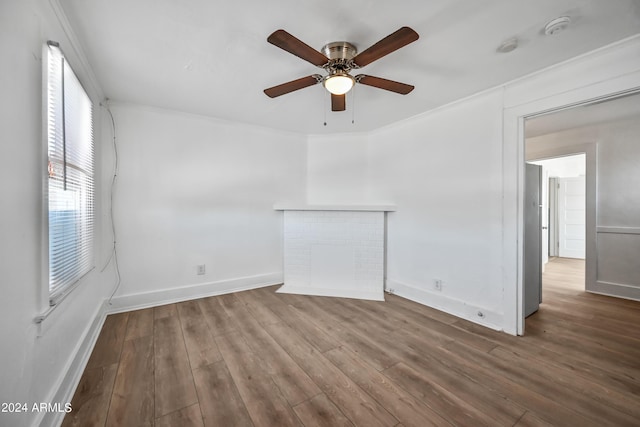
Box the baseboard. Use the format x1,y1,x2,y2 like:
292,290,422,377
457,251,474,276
106,272,284,314
36,300,109,427
277,284,385,301
385,278,503,331
588,280,640,301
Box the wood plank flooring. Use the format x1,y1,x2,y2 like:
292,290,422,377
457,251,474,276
63,258,640,426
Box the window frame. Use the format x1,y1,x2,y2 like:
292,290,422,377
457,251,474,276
43,41,96,306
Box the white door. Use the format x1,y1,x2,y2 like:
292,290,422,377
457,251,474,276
558,176,586,259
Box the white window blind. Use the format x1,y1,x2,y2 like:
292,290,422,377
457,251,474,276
46,42,95,302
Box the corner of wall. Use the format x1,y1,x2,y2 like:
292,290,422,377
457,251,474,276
106,273,284,314
385,279,504,332
34,299,109,427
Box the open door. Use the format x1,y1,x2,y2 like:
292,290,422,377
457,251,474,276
524,163,542,317
558,176,586,259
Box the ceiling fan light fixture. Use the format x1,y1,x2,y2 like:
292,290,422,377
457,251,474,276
323,73,355,95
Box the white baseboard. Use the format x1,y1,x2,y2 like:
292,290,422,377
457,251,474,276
277,284,385,301
588,280,640,301
36,300,108,427
106,272,283,314
385,278,503,331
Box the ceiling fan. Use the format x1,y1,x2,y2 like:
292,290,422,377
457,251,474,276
263,27,419,112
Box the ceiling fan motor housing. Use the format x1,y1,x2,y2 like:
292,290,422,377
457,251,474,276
322,42,358,78
322,41,358,60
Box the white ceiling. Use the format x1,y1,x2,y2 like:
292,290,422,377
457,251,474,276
59,0,640,134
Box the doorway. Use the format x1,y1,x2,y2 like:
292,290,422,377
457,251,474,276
531,154,586,262
523,154,587,317
522,125,592,321
520,90,640,332
527,154,586,310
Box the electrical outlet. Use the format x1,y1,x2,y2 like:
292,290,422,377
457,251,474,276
196,264,206,275
434,279,442,291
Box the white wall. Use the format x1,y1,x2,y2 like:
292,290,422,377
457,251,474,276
0,1,111,426
367,90,506,328
528,117,640,300
306,103,509,329
107,104,307,309
306,90,509,330
307,133,370,204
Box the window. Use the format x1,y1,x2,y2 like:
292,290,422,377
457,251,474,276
45,42,95,303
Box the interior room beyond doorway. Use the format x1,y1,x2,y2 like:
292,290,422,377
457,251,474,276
530,154,586,277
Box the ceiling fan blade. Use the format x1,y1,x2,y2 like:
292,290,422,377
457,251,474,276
267,29,328,67
264,75,321,98
331,93,346,111
356,75,414,95
352,27,419,68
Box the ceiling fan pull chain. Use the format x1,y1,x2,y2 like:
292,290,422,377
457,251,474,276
352,84,356,124
323,88,328,126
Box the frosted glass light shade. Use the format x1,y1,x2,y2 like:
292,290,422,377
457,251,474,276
323,74,355,95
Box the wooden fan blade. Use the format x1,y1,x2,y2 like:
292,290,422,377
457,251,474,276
355,75,414,95
264,75,321,98
352,27,419,68
267,29,328,67
331,93,346,111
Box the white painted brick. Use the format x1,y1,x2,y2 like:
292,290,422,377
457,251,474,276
282,210,385,298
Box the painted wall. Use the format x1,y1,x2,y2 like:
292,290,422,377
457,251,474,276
527,117,640,300
307,90,508,330
107,104,307,309
307,133,370,204
307,112,508,329
367,90,506,328
0,1,111,426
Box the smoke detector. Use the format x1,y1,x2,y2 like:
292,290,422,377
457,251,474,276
544,16,571,35
497,37,519,53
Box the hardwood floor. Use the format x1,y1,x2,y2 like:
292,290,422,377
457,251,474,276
63,259,640,426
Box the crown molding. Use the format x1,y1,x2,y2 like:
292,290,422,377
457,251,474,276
44,0,105,101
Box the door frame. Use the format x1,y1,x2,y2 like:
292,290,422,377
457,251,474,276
502,73,640,336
